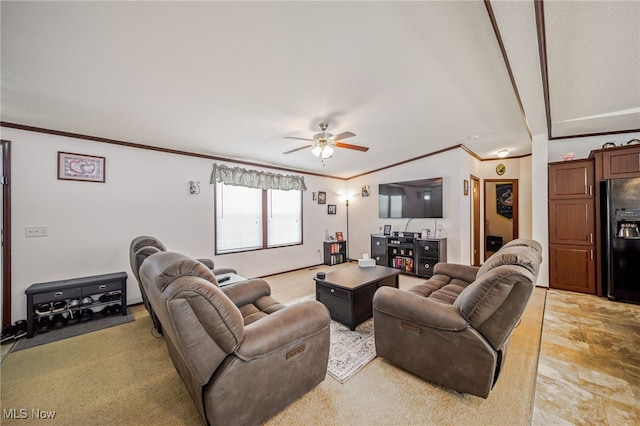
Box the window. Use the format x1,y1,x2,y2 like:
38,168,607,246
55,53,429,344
268,189,302,247
215,182,302,253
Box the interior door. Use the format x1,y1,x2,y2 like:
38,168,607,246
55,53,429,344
471,175,480,266
484,179,518,260
1,140,10,329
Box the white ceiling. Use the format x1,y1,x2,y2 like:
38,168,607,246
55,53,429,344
2,1,639,179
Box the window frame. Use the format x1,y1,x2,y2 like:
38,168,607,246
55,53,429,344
214,183,304,255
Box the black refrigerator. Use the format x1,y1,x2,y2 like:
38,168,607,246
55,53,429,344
601,177,640,303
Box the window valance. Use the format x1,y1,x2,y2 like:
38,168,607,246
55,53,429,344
210,163,307,191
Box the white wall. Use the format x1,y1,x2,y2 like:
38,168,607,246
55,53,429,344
547,132,640,163
480,156,533,259
5,127,345,321
5,126,544,322
531,133,549,286
346,148,482,266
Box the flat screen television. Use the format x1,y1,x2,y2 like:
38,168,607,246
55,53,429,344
379,177,443,218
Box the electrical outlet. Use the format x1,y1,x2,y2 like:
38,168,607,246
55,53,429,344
25,226,49,237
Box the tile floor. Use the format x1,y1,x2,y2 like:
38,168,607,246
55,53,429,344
532,289,640,425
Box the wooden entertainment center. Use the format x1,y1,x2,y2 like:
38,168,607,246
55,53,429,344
371,232,447,278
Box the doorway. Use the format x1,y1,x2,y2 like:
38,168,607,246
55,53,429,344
471,175,480,266
1,140,11,329
484,179,518,260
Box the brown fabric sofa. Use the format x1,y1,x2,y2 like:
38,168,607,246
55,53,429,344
138,251,331,425
129,235,237,334
373,238,542,398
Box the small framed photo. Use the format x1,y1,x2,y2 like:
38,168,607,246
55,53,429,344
328,204,336,214
361,185,370,197
383,224,392,235
464,179,469,196
318,191,326,204
335,232,344,241
58,151,105,183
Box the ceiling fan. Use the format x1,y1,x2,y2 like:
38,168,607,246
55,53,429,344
283,122,369,160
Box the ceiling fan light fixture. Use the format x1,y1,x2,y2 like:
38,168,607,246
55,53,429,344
311,144,334,159
497,149,509,158
323,145,334,158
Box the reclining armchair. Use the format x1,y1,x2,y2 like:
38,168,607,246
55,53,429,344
138,251,331,425
129,235,237,334
373,239,542,398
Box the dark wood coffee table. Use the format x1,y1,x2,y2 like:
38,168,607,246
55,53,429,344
314,265,400,330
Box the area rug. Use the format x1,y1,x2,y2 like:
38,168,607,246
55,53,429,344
288,294,377,383
327,318,376,383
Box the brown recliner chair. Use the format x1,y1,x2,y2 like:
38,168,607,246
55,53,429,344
373,239,542,398
138,251,331,425
129,235,237,334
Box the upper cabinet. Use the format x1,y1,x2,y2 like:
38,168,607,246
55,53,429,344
548,159,594,199
602,145,640,179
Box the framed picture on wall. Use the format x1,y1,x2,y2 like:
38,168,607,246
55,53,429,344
328,204,336,215
318,191,326,204
57,151,106,183
383,225,392,235
335,232,344,241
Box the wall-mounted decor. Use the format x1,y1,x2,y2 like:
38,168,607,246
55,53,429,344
312,192,317,201
58,151,105,183
328,204,336,214
335,232,344,241
464,179,469,196
495,163,506,176
496,183,514,219
361,185,370,197
383,225,392,235
318,191,326,204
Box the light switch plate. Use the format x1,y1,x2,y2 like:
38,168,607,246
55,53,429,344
25,226,48,237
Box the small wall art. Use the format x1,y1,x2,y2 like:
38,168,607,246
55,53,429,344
335,231,344,241
464,179,469,196
318,191,326,204
328,204,336,214
361,185,370,197
58,151,105,183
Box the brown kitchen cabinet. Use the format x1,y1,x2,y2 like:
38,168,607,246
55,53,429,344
548,199,595,245
548,159,596,294
602,145,640,179
548,159,594,199
548,244,596,294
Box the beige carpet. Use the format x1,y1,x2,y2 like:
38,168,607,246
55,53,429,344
0,264,546,425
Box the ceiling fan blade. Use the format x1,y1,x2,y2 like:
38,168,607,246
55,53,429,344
284,136,314,142
335,142,369,152
283,145,312,154
332,131,356,141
